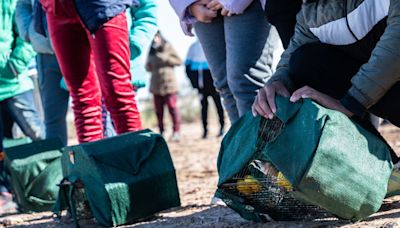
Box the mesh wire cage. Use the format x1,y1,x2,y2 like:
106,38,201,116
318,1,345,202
218,117,335,221
217,98,394,222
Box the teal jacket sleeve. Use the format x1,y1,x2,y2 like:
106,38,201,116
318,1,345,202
9,15,36,76
129,0,158,60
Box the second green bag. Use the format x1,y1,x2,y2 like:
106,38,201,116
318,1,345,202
55,129,181,227
4,139,64,212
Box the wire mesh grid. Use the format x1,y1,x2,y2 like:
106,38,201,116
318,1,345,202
219,117,336,221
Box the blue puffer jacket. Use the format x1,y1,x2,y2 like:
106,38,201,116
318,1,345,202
40,0,139,34
74,0,139,33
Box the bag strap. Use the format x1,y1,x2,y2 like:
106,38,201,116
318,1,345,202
53,178,80,228
68,186,79,228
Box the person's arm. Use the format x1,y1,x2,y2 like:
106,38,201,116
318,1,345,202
15,0,33,42
340,1,400,116
129,0,158,60
169,0,199,35
268,8,318,92
8,15,36,76
158,44,182,66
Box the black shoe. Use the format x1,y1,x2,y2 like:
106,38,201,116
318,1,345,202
202,130,208,139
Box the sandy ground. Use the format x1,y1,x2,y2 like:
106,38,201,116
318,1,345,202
1,120,400,227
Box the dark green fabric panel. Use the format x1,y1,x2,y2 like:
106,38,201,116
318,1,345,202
4,139,63,212
264,97,327,186
5,138,62,160
295,117,392,221
217,113,261,185
65,146,112,226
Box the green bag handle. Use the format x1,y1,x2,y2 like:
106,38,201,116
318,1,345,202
68,186,80,228
53,178,80,228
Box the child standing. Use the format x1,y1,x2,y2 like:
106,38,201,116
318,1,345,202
186,40,225,138
146,32,182,141
40,0,143,143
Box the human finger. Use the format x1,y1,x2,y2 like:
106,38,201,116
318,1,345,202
290,86,313,102
207,1,223,10
221,8,229,16
257,88,274,119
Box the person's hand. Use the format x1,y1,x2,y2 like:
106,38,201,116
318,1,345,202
205,0,234,16
221,8,234,16
252,81,290,119
290,86,354,117
189,0,218,23
207,0,224,11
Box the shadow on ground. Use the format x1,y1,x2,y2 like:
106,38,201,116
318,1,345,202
2,201,400,228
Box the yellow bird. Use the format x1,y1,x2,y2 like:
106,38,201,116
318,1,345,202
236,175,262,195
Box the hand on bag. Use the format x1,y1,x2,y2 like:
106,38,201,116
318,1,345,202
189,0,218,23
252,81,290,119
290,86,354,117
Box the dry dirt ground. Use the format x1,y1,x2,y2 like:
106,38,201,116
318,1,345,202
1,121,400,227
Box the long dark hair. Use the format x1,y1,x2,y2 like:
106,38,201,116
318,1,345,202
149,31,167,55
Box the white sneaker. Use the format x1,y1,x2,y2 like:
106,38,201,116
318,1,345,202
170,132,180,142
210,196,226,206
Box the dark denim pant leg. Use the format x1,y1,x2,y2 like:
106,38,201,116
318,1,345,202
4,90,44,141
225,1,281,117
194,17,239,122
36,53,69,146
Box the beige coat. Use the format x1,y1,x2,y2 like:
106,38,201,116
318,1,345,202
147,43,182,96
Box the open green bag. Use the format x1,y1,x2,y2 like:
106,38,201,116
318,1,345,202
55,129,180,227
217,96,393,222
4,139,64,212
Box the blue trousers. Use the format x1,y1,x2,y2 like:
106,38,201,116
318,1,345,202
1,90,44,141
36,53,69,146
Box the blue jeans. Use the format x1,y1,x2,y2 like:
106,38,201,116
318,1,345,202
0,90,44,192
194,1,281,122
1,90,44,141
36,53,70,146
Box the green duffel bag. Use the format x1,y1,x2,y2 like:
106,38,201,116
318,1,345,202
4,138,64,212
217,96,394,222
54,129,180,227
